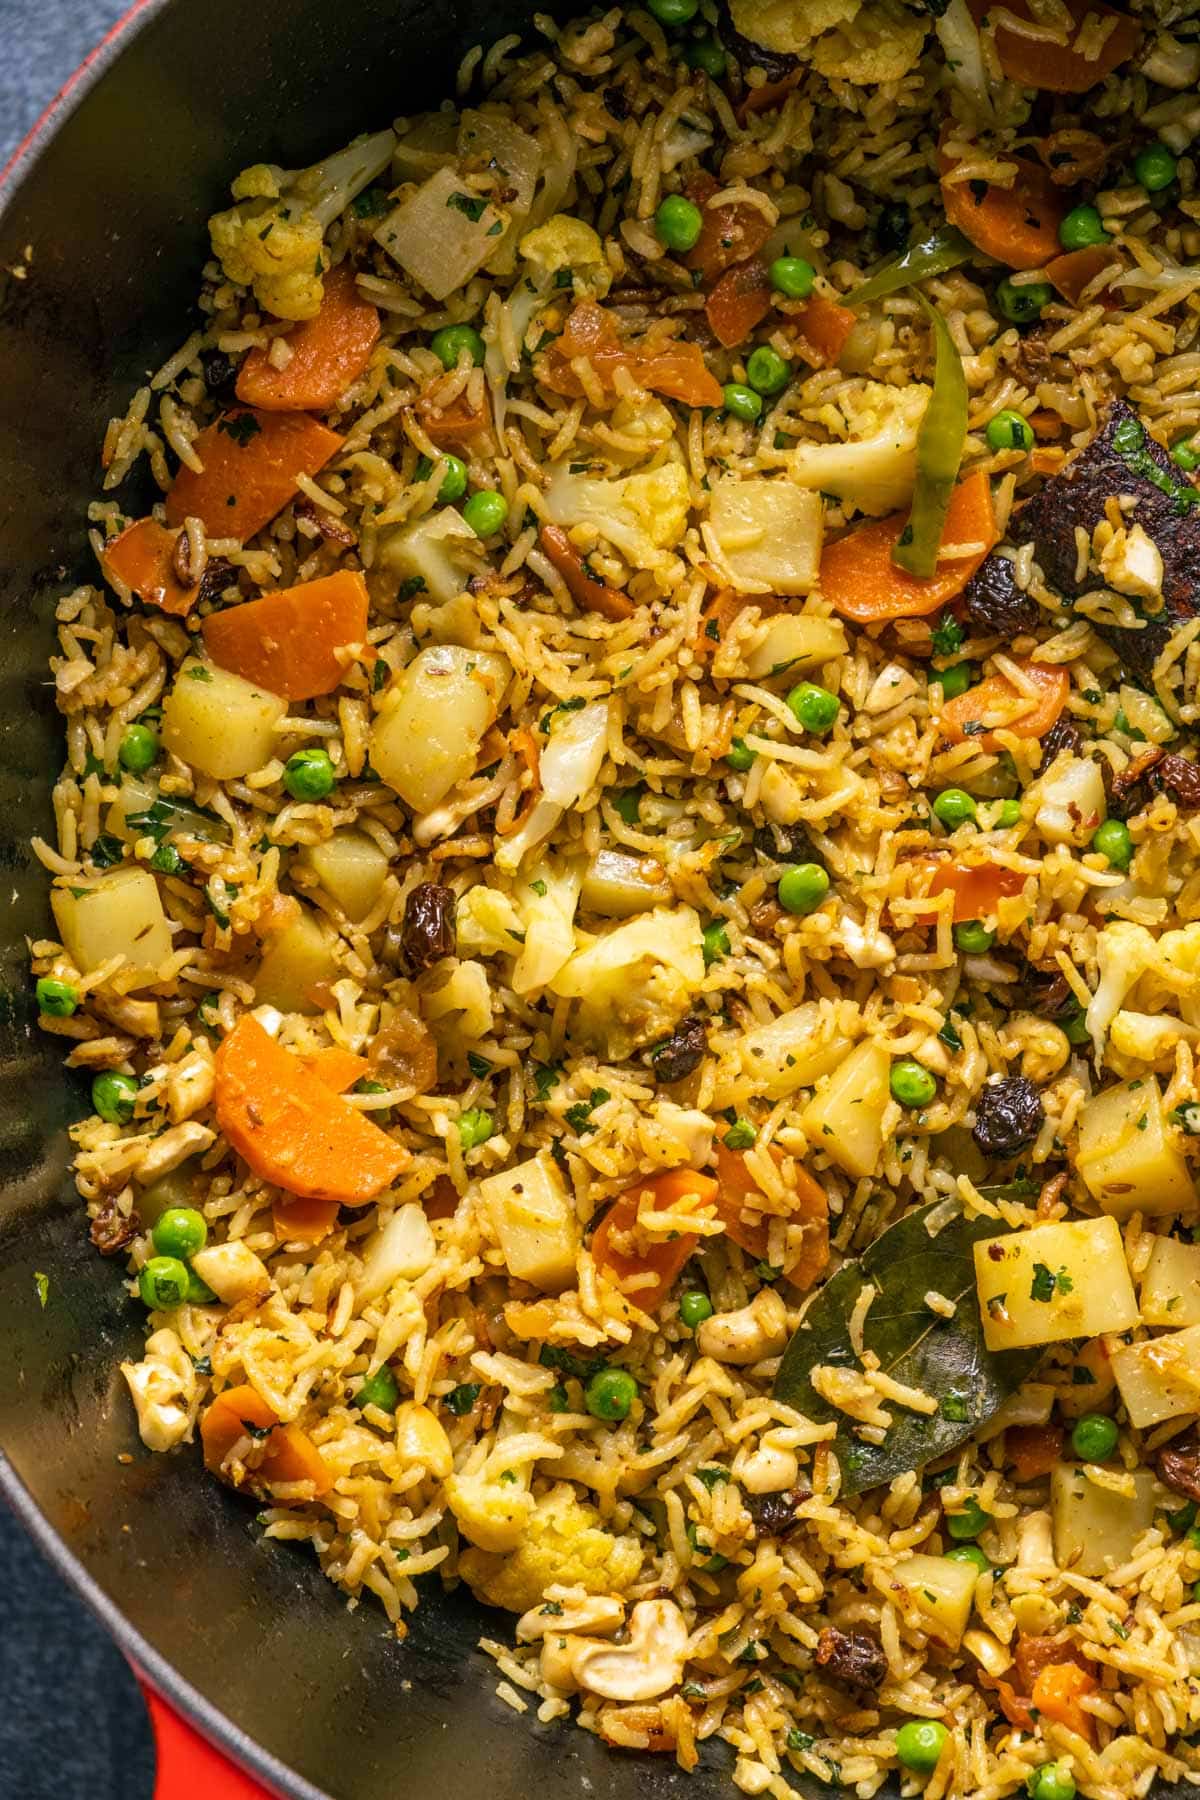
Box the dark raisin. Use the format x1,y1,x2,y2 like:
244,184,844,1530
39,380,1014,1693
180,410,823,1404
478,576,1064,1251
1041,716,1083,761
1151,753,1200,813
972,1075,1045,1157
196,557,235,608
200,349,239,402
814,1627,888,1692
744,1487,812,1537
1157,1434,1200,1503
876,203,910,253
294,494,358,547
602,83,631,120
961,555,1040,637
753,821,828,871
1012,965,1073,1022
719,13,799,83
649,1015,707,1083
400,882,456,973
1108,745,1165,820
89,1194,140,1255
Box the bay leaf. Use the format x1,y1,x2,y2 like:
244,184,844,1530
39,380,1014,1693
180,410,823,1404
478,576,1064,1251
773,1200,1042,1496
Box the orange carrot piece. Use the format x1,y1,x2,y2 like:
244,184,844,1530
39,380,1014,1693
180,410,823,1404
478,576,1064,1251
684,175,773,283
928,859,1028,922
693,588,782,659
416,386,492,449
714,1143,830,1290
272,1195,341,1245
968,0,1140,93
941,660,1070,752
735,68,802,124
541,303,722,408
201,569,369,702
166,408,342,541
101,518,199,617
793,294,856,369
299,1045,370,1094
939,149,1065,270
1006,1423,1063,1481
706,257,773,350
235,264,381,412
1031,1660,1097,1743
539,525,635,621
1045,245,1121,309
498,724,541,839
591,1170,718,1312
200,1383,332,1498
820,471,997,624
214,1015,409,1203
635,340,724,408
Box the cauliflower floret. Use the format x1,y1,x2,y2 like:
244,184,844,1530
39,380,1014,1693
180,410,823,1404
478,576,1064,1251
495,702,610,874
519,214,611,300
456,885,524,957
1110,1009,1200,1063
1086,922,1159,1056
811,0,928,83
788,382,929,516
551,905,706,1057
121,1328,199,1452
543,461,691,578
445,1468,537,1553
730,0,861,55
209,128,395,320
458,1489,644,1613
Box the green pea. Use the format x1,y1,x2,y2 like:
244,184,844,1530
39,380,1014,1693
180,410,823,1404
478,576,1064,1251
648,0,698,20
139,1255,191,1310
1026,1764,1076,1800
1171,436,1200,473
685,36,727,78
946,1497,991,1540
1091,817,1133,870
769,255,815,300
36,976,78,1018
436,454,468,503
1059,204,1109,251
91,1070,138,1125
993,799,1022,828
1134,143,1177,194
679,1290,714,1329
585,1366,637,1422
722,382,762,423
986,409,1035,454
462,490,508,538
895,1720,949,1774
786,681,839,734
932,788,977,830
283,747,335,802
934,662,974,700
746,345,791,396
358,1365,400,1413
726,737,757,771
777,862,830,916
702,920,730,966
429,323,485,369
944,1543,990,1574
723,1120,757,1149
119,723,158,773
890,1058,937,1109
458,1107,493,1150
655,194,704,252
1071,1412,1118,1462
954,919,996,953
996,277,1053,325
152,1206,208,1260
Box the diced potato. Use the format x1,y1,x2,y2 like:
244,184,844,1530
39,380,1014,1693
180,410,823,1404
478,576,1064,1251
1140,1236,1200,1328
106,777,227,845
162,659,286,781
743,612,847,680
703,476,823,595
1050,1464,1162,1576
52,867,172,986
580,849,671,919
371,645,509,814
890,1551,979,1647
719,1003,855,1105
1033,755,1106,849
358,1203,437,1303
800,1039,891,1179
380,507,479,605
254,907,339,1014
190,1240,271,1306
374,165,508,302
974,1216,1140,1352
480,1151,579,1292
1076,1076,1196,1219
1111,1325,1200,1426
299,832,390,922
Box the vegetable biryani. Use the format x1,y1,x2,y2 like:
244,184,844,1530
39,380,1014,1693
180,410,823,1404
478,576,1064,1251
29,0,1200,1792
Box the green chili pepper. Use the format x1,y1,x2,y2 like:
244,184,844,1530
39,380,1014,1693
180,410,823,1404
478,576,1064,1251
844,225,973,309
892,294,968,580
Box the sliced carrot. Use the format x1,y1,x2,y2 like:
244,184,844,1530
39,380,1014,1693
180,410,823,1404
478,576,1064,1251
591,1169,718,1312
926,859,1028,922
101,518,199,617
272,1195,341,1245
541,303,722,408
635,341,724,408
939,148,1065,271
415,386,492,449
941,660,1070,752
1014,1634,1096,1695
684,175,773,283
1045,245,1121,309
993,1680,1035,1732
706,257,773,350
1031,1659,1097,1743
202,569,369,702
214,1015,409,1203
714,1143,829,1291
200,1383,332,1498
235,264,381,412
968,0,1140,93
1006,1423,1063,1481
793,294,856,369
736,68,802,124
166,409,342,541
299,1045,370,1094
539,524,635,621
820,471,997,624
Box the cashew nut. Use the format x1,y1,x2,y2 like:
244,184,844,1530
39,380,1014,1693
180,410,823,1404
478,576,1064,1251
135,1121,215,1183
165,1047,215,1123
120,1327,198,1451
738,1440,799,1494
542,1598,689,1702
696,1287,788,1365
517,1590,625,1643
394,1400,453,1480
1000,1012,1070,1084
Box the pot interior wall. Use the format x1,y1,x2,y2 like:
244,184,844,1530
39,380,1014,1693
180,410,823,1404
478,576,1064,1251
0,3,735,1795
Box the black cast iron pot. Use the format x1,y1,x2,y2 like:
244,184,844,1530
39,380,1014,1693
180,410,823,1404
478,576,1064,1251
0,3,737,1793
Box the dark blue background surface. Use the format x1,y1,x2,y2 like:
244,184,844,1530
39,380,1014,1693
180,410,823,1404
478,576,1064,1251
2,3,157,1793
